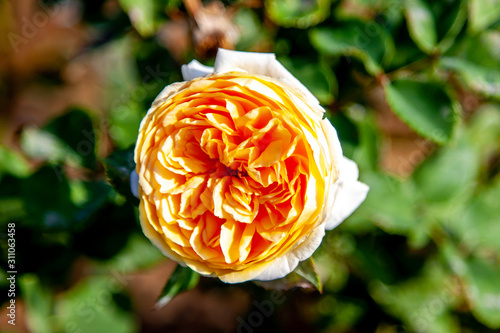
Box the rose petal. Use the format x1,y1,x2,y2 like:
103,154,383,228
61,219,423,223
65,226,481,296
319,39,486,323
214,48,319,106
181,59,214,81
251,225,325,281
324,157,370,230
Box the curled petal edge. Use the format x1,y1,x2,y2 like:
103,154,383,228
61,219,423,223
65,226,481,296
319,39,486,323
324,157,369,231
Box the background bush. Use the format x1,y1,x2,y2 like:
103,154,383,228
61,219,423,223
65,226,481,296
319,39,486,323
0,0,499,332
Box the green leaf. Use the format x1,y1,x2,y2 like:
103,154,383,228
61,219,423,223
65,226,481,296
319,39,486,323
469,0,500,33
440,57,500,99
413,143,480,202
448,179,500,254
348,107,381,172
156,264,200,308
295,258,323,293
103,146,139,205
235,8,269,50
327,111,359,160
384,79,459,144
279,56,337,104
105,233,164,273
21,165,77,230
309,20,395,75
265,0,331,28
442,31,500,99
436,0,468,53
43,109,97,170
463,257,500,328
0,145,31,178
348,171,419,235
464,104,500,156
56,276,138,333
20,109,97,170
19,274,54,333
21,127,83,167
118,0,161,37
370,260,461,333
404,0,437,54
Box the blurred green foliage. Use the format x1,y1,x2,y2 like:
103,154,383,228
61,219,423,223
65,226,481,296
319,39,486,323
1,0,500,332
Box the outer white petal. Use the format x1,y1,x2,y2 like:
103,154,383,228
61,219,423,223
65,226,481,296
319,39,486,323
251,225,326,281
181,59,213,81
324,157,369,230
214,48,319,106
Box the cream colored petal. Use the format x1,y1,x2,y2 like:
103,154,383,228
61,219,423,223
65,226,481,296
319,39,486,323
214,48,319,106
181,59,213,81
251,225,325,281
324,157,369,230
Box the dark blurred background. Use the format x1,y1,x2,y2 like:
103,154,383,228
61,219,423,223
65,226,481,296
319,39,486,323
0,0,499,332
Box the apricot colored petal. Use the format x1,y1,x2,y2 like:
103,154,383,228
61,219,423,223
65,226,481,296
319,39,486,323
139,197,185,264
220,220,242,264
190,221,220,261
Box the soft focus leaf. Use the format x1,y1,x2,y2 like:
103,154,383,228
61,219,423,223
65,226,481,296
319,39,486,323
21,127,83,167
413,143,479,202
463,104,500,157
442,31,500,99
463,257,500,328
43,108,97,170
309,20,395,75
436,0,467,53
103,146,139,205
235,8,268,50
404,0,437,53
56,276,138,333
0,145,31,178
19,275,54,333
295,258,323,293
118,0,161,37
105,233,164,273
448,179,500,254
265,0,331,28
73,203,138,260
349,171,419,235
384,79,459,144
468,0,500,33
103,38,147,149
156,264,200,308
21,165,77,230
371,261,461,333
440,57,500,99
348,107,380,172
279,56,337,104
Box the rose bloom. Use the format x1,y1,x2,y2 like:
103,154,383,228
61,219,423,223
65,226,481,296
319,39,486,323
134,49,368,283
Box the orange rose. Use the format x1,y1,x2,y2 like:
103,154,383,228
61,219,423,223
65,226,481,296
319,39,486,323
134,49,368,283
